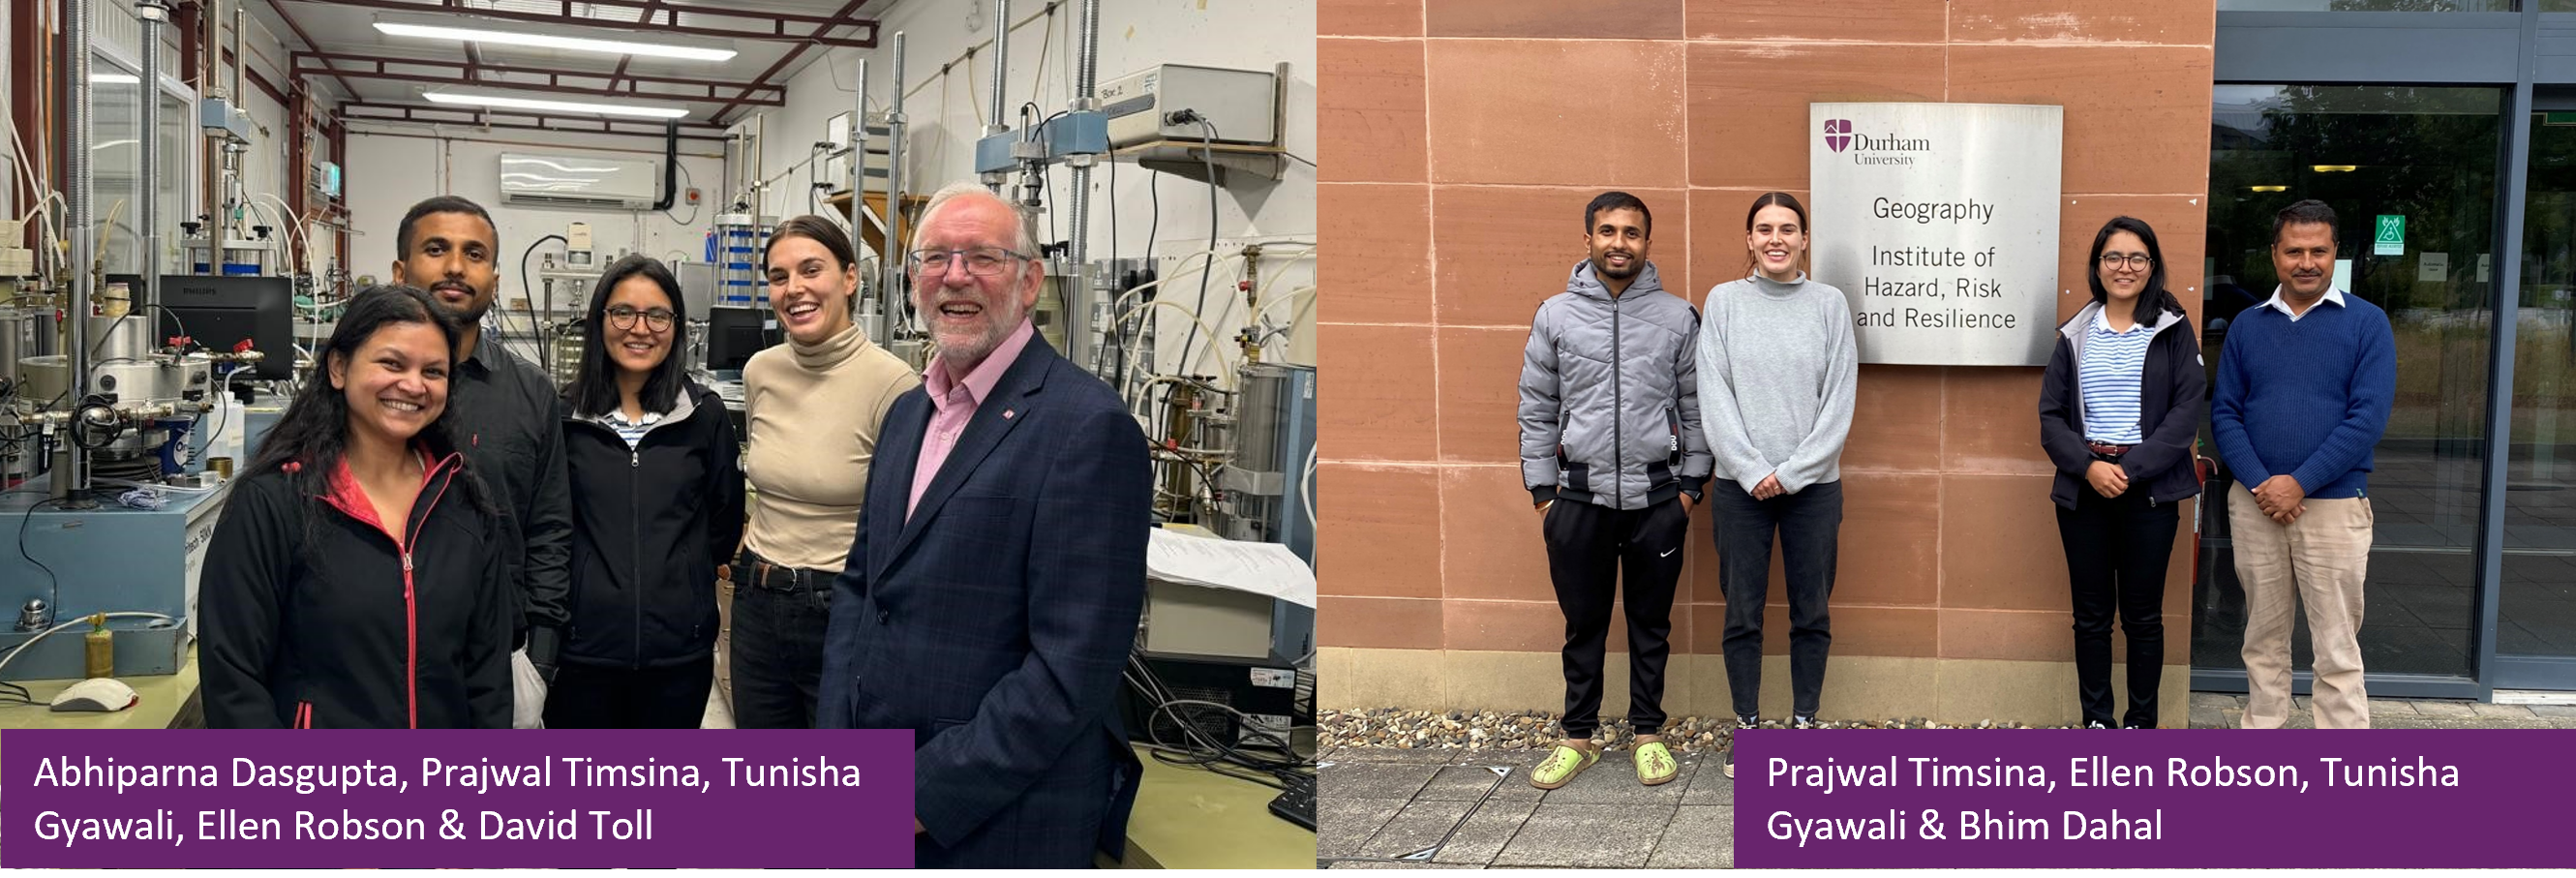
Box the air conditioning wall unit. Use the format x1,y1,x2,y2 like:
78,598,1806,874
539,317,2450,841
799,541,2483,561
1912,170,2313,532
499,152,661,210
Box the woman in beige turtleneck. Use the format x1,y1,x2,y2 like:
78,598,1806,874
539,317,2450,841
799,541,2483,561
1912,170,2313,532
733,215,921,728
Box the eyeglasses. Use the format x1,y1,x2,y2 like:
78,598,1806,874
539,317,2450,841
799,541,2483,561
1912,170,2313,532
2099,253,2154,270
908,246,1032,277
605,305,676,332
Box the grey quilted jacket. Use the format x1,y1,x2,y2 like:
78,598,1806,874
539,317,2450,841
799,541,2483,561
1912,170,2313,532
1518,259,1712,510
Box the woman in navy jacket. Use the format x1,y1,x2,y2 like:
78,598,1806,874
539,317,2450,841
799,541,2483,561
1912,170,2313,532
546,255,745,728
2038,216,2206,729
201,286,513,729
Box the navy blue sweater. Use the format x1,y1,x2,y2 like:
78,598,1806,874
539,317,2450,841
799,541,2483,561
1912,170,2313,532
2210,293,2397,500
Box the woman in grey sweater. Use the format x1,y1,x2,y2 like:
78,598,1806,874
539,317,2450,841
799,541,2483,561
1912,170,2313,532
1696,192,1859,778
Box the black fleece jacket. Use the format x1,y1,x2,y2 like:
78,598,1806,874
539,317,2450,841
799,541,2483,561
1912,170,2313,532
2039,299,2207,510
559,382,746,669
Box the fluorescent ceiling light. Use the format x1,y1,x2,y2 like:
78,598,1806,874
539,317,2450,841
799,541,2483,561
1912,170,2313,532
375,19,736,61
92,73,139,84
2249,185,2288,193
425,89,689,119
2312,165,2358,172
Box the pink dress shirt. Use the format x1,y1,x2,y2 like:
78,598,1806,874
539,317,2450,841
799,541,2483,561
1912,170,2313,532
907,318,1038,520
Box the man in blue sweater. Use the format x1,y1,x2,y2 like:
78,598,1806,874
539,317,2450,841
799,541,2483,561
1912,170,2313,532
2210,199,2397,729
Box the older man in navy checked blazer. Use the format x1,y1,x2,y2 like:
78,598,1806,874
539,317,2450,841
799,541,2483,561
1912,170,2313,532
820,182,1152,866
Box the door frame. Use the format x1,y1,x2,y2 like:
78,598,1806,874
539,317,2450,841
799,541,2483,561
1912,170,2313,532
2199,2,2576,697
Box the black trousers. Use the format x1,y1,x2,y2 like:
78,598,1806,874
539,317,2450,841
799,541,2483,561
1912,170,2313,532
1711,479,1842,718
543,655,716,729
1542,497,1688,738
729,550,834,729
2054,483,2178,728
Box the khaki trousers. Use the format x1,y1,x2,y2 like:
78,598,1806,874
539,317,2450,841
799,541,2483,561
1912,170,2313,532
2227,483,2373,729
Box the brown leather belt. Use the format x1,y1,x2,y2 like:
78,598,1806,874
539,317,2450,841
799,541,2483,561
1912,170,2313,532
2087,441,2134,460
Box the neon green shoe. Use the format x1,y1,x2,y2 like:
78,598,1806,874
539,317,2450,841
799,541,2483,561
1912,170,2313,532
1530,743,1599,790
1635,740,1679,786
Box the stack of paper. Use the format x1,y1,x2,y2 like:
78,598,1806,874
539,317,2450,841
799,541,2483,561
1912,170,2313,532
1145,528,1317,608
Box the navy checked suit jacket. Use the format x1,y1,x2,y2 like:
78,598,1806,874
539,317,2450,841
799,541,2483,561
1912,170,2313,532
819,335,1151,867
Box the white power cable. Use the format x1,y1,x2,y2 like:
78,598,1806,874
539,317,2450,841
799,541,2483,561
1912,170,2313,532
1298,441,1318,536
1120,300,1232,397
252,192,316,280
5,104,68,277
1251,284,1318,344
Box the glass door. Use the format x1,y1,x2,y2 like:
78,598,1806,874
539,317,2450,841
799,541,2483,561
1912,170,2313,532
2196,85,2502,688
2500,110,2576,688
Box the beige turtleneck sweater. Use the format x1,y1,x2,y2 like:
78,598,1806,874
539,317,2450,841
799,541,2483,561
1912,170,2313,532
740,322,922,572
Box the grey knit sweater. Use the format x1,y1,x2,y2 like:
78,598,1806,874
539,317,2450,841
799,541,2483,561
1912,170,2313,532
1693,272,1859,494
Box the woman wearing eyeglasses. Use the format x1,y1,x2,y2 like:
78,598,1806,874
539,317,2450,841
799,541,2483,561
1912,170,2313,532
545,256,746,728
734,216,923,728
2038,216,2204,729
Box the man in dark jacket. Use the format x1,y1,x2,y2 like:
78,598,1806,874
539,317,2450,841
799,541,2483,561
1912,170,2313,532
820,182,1150,866
1516,192,1711,790
391,197,574,728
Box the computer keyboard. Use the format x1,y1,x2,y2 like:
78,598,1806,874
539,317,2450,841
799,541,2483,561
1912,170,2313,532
1268,772,1316,831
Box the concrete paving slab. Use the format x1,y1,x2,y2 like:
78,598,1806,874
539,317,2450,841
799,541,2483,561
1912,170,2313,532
1681,756,1735,805
1430,799,1542,865
1322,763,1441,802
1318,798,1407,860
1646,805,1737,869
2412,701,2476,717
1416,765,1543,802
1490,803,1675,868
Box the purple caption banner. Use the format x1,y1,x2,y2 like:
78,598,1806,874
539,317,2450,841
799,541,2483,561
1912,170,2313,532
0,729,914,868
1735,729,2576,868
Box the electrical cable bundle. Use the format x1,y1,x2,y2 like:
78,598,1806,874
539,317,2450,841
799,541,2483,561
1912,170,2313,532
1124,651,1313,791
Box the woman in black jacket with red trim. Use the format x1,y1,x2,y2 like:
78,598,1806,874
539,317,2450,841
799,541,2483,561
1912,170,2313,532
2038,217,2205,730
546,256,744,728
201,286,514,729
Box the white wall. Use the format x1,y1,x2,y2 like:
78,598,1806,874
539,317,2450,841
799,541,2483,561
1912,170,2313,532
746,0,1318,373
341,126,724,289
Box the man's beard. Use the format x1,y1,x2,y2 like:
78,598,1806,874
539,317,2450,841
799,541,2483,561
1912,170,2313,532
423,283,494,322
933,298,1023,368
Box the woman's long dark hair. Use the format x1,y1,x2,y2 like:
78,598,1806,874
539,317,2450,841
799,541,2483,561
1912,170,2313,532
1743,192,1813,277
241,286,496,541
565,255,693,418
2086,216,2182,326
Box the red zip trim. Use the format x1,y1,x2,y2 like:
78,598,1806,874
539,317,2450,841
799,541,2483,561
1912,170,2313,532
296,701,312,729
313,449,461,730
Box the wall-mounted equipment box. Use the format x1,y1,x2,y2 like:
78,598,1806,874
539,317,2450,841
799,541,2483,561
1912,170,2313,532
1098,64,1277,148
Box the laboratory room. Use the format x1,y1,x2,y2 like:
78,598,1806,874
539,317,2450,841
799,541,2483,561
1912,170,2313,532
1,0,1316,865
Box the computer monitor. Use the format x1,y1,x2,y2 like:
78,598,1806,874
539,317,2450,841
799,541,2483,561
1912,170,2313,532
704,306,778,373
157,275,294,379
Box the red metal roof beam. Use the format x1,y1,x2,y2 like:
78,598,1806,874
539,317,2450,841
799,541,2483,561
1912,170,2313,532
603,0,668,95
710,0,869,126
277,0,878,48
291,50,785,103
340,100,730,133
261,0,359,101
292,62,787,106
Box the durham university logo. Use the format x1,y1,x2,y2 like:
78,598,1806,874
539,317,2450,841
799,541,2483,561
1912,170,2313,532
1824,119,1853,153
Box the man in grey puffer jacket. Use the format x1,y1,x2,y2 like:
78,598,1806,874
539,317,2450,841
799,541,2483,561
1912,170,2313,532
1516,192,1712,790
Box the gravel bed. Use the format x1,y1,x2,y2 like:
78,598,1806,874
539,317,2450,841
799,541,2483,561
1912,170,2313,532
1321,708,2084,753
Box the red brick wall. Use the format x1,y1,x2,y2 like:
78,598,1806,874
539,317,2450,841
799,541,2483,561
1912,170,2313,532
1317,0,2218,669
